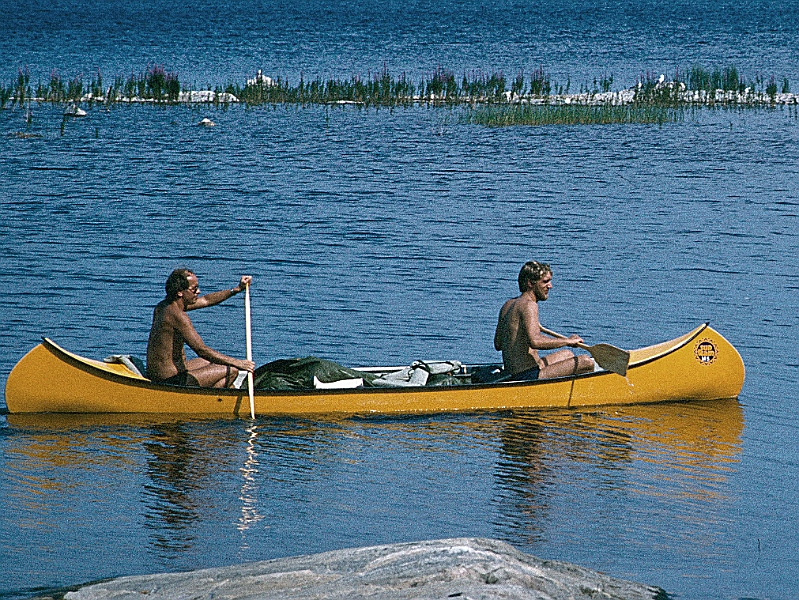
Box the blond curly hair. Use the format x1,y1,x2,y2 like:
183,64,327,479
518,261,551,292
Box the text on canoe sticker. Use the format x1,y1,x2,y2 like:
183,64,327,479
694,339,718,365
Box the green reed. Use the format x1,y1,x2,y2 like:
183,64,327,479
1,63,793,113
0,82,13,109
13,66,172,104
114,66,181,102
463,104,685,127
636,65,790,105
231,67,511,106
232,69,421,106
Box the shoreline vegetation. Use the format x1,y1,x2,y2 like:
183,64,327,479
3,64,797,126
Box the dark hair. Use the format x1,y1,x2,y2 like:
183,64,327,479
165,268,194,301
518,261,551,292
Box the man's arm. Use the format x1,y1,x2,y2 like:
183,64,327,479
174,310,253,371
189,275,252,310
523,303,583,351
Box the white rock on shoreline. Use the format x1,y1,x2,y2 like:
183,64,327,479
16,90,242,103
178,90,239,103
63,538,665,600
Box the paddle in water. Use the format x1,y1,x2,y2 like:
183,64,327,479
540,326,630,376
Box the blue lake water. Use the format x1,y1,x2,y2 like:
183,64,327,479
2,1,799,599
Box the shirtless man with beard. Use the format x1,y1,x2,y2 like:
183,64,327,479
146,268,255,388
494,261,594,381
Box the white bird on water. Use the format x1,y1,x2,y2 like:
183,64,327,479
64,103,87,117
247,69,273,86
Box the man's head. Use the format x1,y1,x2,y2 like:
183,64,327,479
518,261,552,300
165,268,197,301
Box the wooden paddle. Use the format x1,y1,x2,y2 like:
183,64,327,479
540,326,630,376
245,282,255,419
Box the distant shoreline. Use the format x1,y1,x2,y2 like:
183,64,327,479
4,65,798,109
7,87,799,107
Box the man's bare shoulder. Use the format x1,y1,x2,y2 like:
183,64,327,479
153,299,189,327
498,297,524,326
499,296,517,314
503,294,537,313
505,293,539,326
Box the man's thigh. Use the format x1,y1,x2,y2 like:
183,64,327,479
540,349,574,367
187,360,229,387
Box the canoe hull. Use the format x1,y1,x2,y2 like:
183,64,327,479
4,324,745,416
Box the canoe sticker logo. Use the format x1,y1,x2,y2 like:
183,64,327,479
694,339,718,365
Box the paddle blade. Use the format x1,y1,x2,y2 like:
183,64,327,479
589,344,630,376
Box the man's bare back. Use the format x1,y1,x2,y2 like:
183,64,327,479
494,294,544,375
146,269,255,388
146,299,195,382
494,262,594,380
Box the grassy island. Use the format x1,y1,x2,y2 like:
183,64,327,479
3,64,797,126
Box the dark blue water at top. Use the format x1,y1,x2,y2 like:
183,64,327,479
3,0,799,90
2,1,799,600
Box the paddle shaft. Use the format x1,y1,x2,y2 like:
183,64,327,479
539,326,590,350
245,283,255,419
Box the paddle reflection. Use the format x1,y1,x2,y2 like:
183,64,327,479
138,417,352,558
237,423,264,539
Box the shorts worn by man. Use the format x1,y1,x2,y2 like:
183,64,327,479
146,268,256,388
494,261,594,381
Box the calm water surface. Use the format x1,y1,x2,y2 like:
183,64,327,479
2,1,799,599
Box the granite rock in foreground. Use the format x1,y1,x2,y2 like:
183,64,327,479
65,538,666,600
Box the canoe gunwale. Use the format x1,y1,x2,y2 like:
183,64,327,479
625,322,710,370
39,324,710,397
39,336,591,397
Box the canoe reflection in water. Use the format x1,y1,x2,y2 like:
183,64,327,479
5,398,743,567
142,423,205,555
491,399,744,547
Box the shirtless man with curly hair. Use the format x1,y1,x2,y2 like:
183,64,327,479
494,261,594,381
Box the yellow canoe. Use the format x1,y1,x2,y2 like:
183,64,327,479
4,324,744,416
